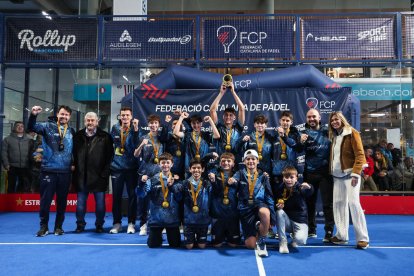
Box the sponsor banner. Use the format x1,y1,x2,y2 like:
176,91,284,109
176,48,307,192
203,19,294,59
104,20,194,60
336,78,412,100
0,194,113,212
5,18,97,62
405,16,414,56
132,88,353,133
302,18,394,58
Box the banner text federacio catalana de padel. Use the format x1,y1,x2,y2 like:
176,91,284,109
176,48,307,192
5,17,97,62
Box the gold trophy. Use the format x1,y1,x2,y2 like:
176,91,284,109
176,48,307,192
223,74,233,87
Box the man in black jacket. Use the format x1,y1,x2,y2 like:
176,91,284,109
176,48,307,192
73,112,114,233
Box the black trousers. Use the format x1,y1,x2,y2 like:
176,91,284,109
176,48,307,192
147,226,181,248
304,170,335,234
7,167,31,193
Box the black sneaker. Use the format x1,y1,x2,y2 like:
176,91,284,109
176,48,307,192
308,231,317,238
95,225,104,233
323,231,333,243
36,226,49,237
75,224,85,233
54,228,65,236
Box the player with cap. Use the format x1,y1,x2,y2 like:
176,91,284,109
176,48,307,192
228,149,275,257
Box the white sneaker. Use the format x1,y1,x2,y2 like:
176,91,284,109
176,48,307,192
279,241,289,254
109,223,122,234
162,228,166,234
139,223,147,236
256,237,268,257
127,223,136,234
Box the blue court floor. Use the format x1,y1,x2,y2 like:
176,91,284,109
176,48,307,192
0,213,413,276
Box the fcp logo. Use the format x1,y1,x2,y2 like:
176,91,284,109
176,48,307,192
217,25,237,53
306,98,319,109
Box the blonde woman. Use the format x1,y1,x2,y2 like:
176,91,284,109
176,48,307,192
328,111,369,249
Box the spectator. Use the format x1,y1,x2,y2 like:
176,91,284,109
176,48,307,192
361,147,377,191
372,150,393,191
28,105,74,237
402,157,414,191
29,132,43,193
72,112,114,233
2,121,34,193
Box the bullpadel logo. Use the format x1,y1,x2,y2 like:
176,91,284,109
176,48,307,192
18,29,76,52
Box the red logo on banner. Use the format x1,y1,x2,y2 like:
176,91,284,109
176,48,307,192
141,84,169,99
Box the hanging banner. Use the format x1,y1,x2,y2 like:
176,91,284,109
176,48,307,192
301,17,395,59
405,16,414,56
128,87,357,131
203,18,294,59
5,17,97,62
104,20,194,60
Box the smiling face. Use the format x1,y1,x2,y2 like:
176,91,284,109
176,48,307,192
189,163,204,180
254,121,267,133
220,157,235,173
330,114,343,131
159,159,173,173
306,109,320,129
283,173,297,188
279,116,292,130
148,120,160,133
120,110,132,126
244,156,258,171
57,107,71,125
84,115,98,132
223,111,236,126
190,120,202,132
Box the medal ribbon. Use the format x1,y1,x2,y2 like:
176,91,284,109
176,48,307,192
255,131,265,158
192,131,201,157
149,133,160,160
247,170,258,200
190,179,203,206
220,171,230,199
226,128,233,148
120,126,130,151
57,122,68,147
279,128,290,156
282,186,293,201
160,172,172,202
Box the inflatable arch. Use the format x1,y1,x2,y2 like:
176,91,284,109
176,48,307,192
130,64,340,91
122,65,360,129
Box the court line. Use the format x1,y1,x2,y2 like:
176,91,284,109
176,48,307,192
254,249,267,276
0,242,413,250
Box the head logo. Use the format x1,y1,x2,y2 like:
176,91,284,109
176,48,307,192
306,98,319,108
217,25,237,53
120,30,132,42
180,35,192,44
306,33,314,41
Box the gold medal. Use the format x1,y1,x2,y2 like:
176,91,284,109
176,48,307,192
192,205,199,213
258,154,263,161
248,198,254,205
278,199,284,205
280,153,287,160
223,197,230,205
176,150,181,157
195,154,201,159
154,157,159,164
162,201,169,208
120,148,125,154
225,144,231,151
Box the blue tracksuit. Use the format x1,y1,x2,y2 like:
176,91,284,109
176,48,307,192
182,177,211,227
242,131,275,174
209,169,239,219
110,123,140,172
273,126,303,176
137,173,182,227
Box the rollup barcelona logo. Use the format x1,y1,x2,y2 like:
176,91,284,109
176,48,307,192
217,25,237,53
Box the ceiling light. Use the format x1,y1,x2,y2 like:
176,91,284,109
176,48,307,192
368,113,386,118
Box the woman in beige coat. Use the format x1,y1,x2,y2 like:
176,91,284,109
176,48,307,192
328,111,369,250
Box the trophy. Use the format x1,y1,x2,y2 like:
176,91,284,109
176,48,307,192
222,74,233,87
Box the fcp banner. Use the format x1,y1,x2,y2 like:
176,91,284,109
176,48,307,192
203,18,294,59
5,17,97,62
128,87,358,131
301,17,395,59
